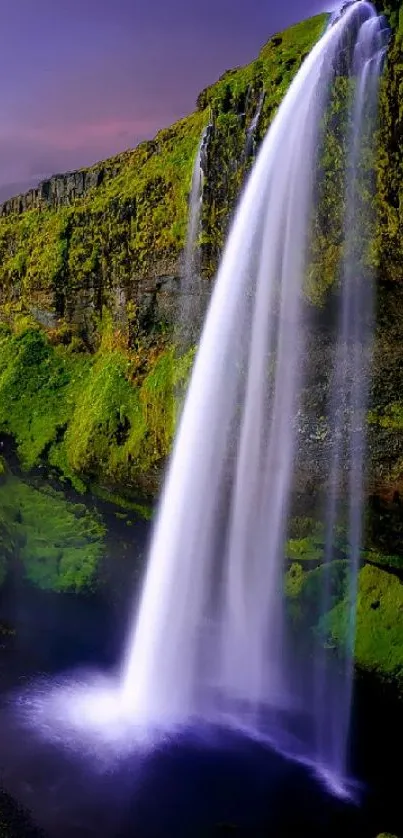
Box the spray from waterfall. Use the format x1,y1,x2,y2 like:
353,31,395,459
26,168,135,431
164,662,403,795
15,1,388,798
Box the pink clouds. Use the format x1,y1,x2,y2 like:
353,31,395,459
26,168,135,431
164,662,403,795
19,119,159,153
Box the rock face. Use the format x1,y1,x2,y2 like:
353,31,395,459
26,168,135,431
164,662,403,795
0,150,135,218
0,166,105,217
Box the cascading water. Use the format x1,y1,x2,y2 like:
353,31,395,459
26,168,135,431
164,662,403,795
314,9,389,781
182,135,203,289
15,0,388,798
178,125,211,348
245,91,265,158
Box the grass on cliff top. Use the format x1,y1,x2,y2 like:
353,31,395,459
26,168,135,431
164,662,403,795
198,15,326,109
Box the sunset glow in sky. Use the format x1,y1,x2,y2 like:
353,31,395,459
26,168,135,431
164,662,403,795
0,0,336,199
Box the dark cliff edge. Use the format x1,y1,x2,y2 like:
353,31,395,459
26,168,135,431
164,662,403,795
0,152,132,218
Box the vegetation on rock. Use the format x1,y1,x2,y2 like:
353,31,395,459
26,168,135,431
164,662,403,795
0,475,106,592
329,563,403,686
285,514,403,689
0,324,193,497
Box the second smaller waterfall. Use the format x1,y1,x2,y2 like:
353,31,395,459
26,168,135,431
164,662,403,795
245,91,265,159
179,126,210,347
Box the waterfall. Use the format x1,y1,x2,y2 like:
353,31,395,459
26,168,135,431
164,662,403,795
119,0,386,780
17,1,388,798
179,125,211,348
183,135,204,286
314,8,389,780
122,2,388,771
329,0,361,27
245,91,265,159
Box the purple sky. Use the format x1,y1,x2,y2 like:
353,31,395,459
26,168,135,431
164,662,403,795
0,0,336,199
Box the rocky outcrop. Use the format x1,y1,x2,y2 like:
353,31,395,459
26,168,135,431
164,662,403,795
0,153,132,218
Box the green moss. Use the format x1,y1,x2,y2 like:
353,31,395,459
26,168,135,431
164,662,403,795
286,518,351,563
64,350,138,477
286,530,325,563
285,559,349,633
287,559,349,604
369,402,403,429
90,485,153,520
327,564,403,687
0,327,90,470
58,342,193,488
0,476,106,592
285,562,305,597
285,537,403,684
362,548,403,572
0,325,194,495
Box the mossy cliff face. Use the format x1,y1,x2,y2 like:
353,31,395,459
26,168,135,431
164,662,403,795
0,468,106,593
0,15,325,347
0,324,193,498
285,515,403,691
369,0,403,497
0,6,401,503
0,15,326,497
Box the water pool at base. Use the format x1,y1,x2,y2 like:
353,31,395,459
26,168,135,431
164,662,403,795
0,571,401,838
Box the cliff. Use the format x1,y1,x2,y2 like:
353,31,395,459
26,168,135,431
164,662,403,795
0,6,401,507
0,14,327,499
0,16,326,344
